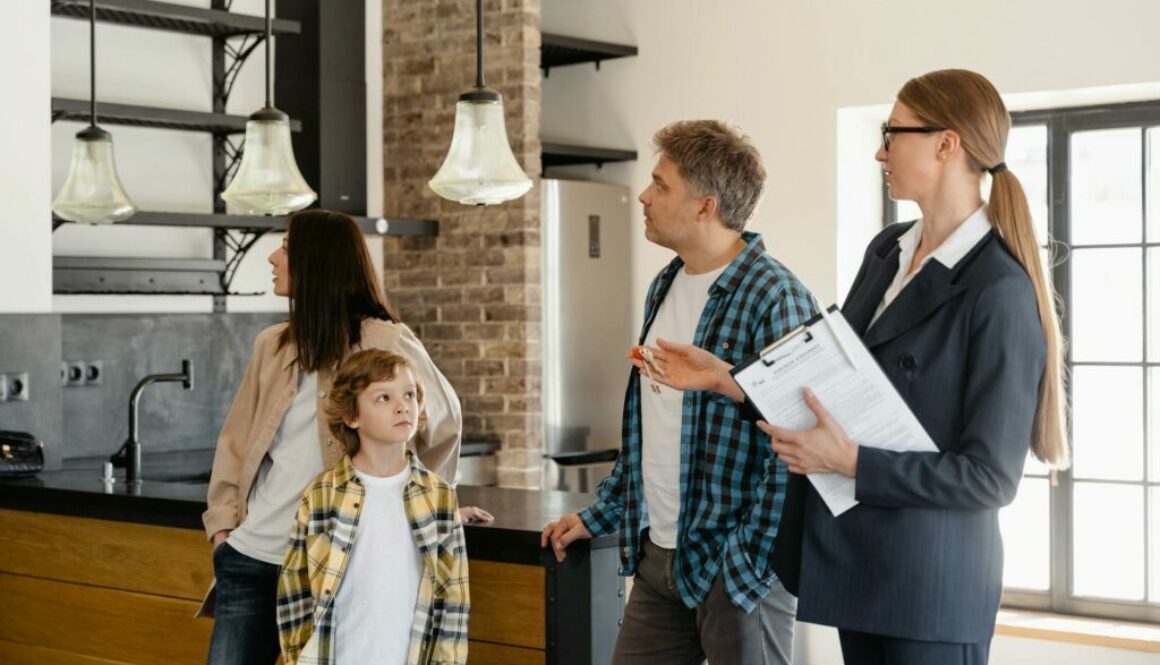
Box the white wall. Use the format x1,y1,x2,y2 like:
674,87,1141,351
0,0,53,313
542,1,1160,662
0,0,384,314
541,0,1160,322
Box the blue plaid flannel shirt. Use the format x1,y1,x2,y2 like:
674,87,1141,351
578,232,817,612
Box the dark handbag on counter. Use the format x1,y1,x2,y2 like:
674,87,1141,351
0,430,45,477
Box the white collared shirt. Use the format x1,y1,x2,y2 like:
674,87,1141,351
869,206,993,328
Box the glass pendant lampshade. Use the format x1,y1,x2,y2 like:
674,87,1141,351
52,126,137,224
51,0,136,225
219,0,316,215
221,107,316,214
429,90,533,205
428,0,532,206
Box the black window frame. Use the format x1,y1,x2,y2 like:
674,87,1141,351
882,99,1160,623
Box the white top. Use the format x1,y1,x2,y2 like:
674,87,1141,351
228,372,324,565
334,464,423,665
640,263,727,549
870,206,993,328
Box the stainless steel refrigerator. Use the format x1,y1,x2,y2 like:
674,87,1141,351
541,179,634,492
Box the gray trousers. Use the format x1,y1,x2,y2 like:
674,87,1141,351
838,629,992,665
612,538,797,665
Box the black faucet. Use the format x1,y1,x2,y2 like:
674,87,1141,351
110,359,194,484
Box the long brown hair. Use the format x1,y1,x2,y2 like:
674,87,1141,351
898,69,1068,469
276,210,398,373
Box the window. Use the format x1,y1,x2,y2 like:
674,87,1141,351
883,101,1160,623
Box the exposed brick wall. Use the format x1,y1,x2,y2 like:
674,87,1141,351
382,0,542,487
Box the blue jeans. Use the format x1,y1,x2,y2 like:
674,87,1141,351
206,542,282,665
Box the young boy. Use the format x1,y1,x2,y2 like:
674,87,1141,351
277,350,469,665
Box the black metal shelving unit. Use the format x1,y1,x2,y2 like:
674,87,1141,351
539,34,639,171
50,213,437,297
52,97,300,134
50,0,300,38
49,0,437,302
541,142,637,172
540,33,637,74
52,257,247,296
52,212,438,236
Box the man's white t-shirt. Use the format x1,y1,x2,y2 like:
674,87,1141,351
334,464,424,664
640,264,726,549
228,372,324,565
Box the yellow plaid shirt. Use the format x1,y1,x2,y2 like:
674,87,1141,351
277,452,469,665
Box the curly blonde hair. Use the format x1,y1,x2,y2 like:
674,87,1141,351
324,349,425,456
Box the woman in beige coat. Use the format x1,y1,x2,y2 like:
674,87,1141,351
202,210,488,665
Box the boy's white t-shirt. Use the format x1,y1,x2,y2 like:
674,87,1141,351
640,264,725,549
334,463,424,664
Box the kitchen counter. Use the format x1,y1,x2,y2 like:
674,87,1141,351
0,449,616,564
0,451,623,665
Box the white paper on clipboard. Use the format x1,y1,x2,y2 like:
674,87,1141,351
731,306,937,516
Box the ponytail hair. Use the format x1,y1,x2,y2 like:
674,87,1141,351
988,170,1069,468
899,69,1069,469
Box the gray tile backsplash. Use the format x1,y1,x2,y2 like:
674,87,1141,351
0,315,65,470
60,313,282,459
0,312,281,467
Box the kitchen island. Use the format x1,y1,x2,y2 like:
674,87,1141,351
0,454,623,665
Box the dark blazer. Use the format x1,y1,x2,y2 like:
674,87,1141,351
777,221,1046,644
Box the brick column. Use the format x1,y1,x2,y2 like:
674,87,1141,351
382,0,542,488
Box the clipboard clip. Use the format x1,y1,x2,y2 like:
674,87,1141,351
760,329,813,367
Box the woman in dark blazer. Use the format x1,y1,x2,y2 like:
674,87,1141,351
635,69,1068,665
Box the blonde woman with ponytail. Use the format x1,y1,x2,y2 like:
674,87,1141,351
634,69,1066,665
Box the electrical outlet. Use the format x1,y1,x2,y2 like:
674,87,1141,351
0,374,7,401
84,360,103,386
2,372,29,401
64,361,85,387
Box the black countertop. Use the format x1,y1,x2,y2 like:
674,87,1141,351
0,450,614,566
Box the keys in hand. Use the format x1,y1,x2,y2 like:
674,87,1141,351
637,346,664,394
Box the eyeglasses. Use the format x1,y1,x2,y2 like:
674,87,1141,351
881,123,945,151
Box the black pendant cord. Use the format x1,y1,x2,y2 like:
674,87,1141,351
265,0,273,108
89,0,97,127
475,0,484,88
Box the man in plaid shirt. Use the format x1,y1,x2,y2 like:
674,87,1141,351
542,120,816,665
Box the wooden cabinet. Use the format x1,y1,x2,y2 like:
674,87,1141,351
0,509,211,664
0,485,623,665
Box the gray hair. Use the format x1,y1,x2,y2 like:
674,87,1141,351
652,120,766,232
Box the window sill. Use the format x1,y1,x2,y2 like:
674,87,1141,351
995,609,1160,653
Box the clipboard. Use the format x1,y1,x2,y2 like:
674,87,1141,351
736,305,859,372
730,305,937,516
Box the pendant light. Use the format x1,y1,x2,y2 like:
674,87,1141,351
428,0,533,206
52,0,137,225
220,0,316,215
